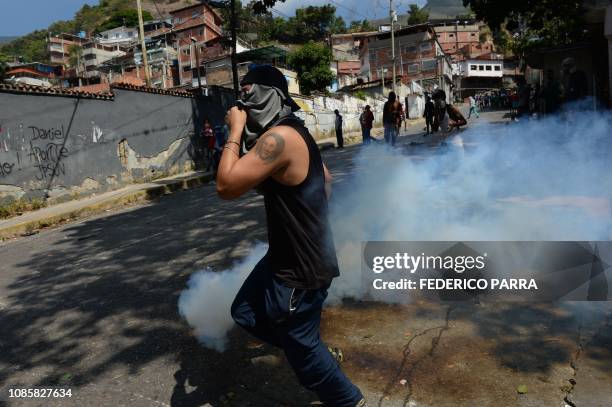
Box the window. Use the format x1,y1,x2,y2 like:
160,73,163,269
174,17,182,24
471,33,476,36
449,33,454,37
470,65,477,70
408,63,419,73
199,28,204,36
421,59,436,70
405,45,417,53
486,65,492,71
420,42,432,52
478,65,484,70
192,10,201,18
128,32,134,37
494,65,501,71
369,51,377,62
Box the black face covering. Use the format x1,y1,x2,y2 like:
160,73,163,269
236,84,294,153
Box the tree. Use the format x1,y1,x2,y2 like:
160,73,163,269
98,9,154,32
285,5,346,42
407,4,429,25
68,45,83,72
0,30,49,63
348,20,375,33
462,0,588,55
0,52,8,81
288,42,335,95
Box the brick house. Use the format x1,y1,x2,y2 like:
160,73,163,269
168,2,224,86
359,24,453,96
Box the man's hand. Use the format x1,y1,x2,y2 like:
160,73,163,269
228,106,247,133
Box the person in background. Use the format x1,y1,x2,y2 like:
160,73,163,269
542,69,562,115
383,92,399,146
423,95,435,135
467,95,479,119
202,118,215,171
432,90,467,133
334,109,344,149
359,105,374,145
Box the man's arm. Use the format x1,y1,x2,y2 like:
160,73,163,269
323,163,332,200
216,107,289,200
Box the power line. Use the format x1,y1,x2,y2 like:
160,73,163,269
327,0,370,21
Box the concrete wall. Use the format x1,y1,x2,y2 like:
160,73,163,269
0,86,234,205
294,93,388,140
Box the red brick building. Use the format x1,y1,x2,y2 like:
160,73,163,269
432,21,492,61
169,2,224,86
360,24,453,95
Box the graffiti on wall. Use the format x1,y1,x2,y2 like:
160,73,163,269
0,123,77,182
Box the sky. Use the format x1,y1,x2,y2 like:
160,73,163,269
1,0,98,36
0,0,428,37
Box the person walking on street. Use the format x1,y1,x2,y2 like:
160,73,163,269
217,65,365,407
334,109,344,149
423,95,435,135
467,95,479,119
359,105,374,145
383,92,399,146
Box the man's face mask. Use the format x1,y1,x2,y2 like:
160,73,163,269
236,83,293,151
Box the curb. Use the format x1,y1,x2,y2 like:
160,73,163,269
0,172,214,241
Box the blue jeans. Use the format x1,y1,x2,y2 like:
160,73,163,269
383,124,397,146
231,256,363,406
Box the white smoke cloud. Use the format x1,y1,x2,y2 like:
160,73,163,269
179,110,612,349
327,111,612,302
178,243,268,351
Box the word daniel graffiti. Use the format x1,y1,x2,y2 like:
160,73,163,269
29,125,66,141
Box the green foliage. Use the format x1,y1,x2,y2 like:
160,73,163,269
353,90,367,100
492,29,511,54
288,42,335,95
0,30,49,63
0,198,47,219
283,5,346,42
0,0,158,63
462,0,587,55
407,4,429,25
348,20,375,33
98,9,154,32
230,2,346,45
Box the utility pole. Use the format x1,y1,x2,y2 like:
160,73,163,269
136,0,151,87
390,0,397,94
230,0,240,98
191,37,203,94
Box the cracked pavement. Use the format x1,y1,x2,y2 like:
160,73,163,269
0,110,611,406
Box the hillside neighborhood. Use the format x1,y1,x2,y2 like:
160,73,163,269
1,0,609,113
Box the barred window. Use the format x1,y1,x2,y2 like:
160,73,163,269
421,59,437,70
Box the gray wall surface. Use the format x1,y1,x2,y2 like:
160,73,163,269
0,87,234,204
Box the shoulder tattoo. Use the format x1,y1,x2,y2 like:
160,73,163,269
255,133,285,163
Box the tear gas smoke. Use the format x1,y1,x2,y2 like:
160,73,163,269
328,111,612,302
180,110,612,349
178,244,268,351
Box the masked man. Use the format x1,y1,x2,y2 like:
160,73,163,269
432,90,467,133
216,65,365,407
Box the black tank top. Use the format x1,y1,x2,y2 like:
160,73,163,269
260,117,340,289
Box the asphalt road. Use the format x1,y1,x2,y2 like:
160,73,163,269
1,110,610,407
